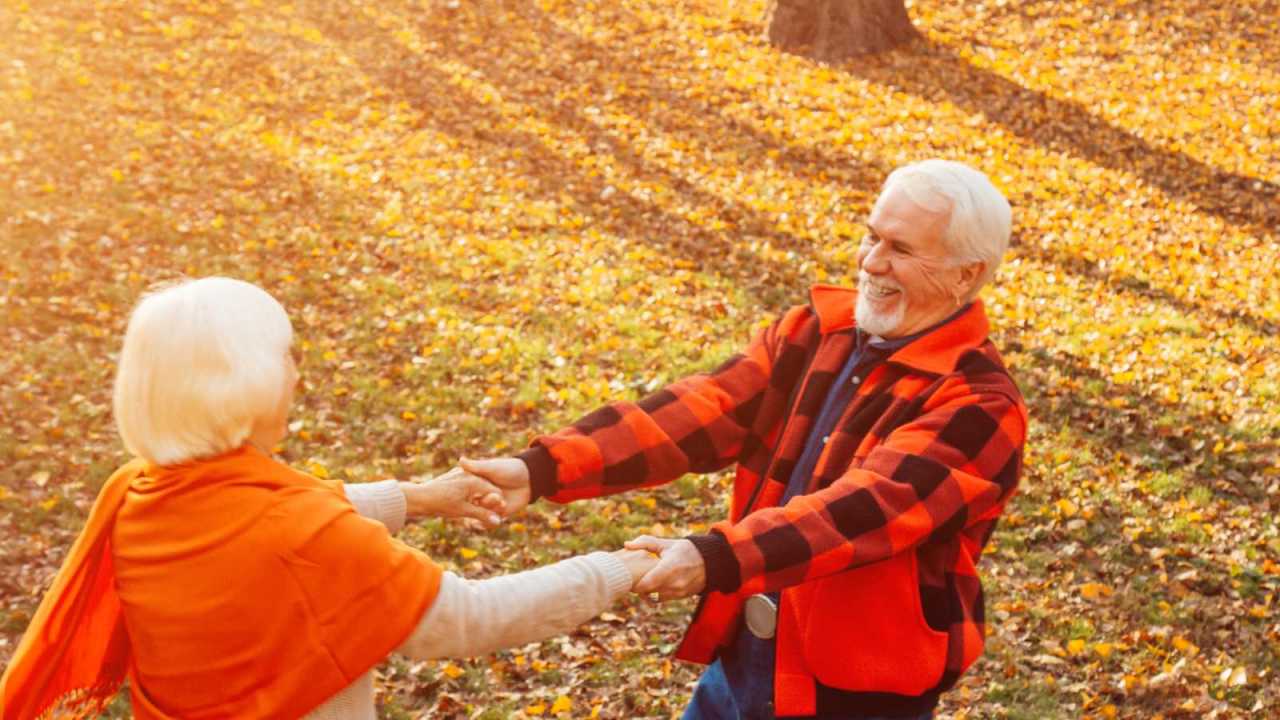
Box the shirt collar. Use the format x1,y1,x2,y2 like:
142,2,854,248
808,283,991,375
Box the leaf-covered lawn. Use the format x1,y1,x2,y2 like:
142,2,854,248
1,0,1277,717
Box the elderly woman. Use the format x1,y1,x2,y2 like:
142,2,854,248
1,277,655,720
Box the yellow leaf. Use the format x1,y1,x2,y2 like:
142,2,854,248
550,695,572,714
1094,642,1114,659
459,547,479,560
308,463,329,479
1079,582,1114,600
441,662,464,679
1066,638,1086,656
525,702,547,716
401,410,417,421
1171,636,1198,655
1055,498,1078,517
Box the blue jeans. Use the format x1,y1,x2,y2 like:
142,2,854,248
681,624,935,720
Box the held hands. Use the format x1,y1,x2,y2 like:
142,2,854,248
613,549,660,587
624,536,706,601
399,468,506,529
431,457,704,601
458,456,532,517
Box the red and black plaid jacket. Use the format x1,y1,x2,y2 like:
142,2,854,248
519,285,1027,717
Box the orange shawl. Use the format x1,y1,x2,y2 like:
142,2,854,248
1,445,442,720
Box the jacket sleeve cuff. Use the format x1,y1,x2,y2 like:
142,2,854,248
687,530,740,595
517,444,558,503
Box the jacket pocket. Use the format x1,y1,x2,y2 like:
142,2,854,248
798,550,948,696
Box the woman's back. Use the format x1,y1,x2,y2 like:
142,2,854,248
110,446,440,719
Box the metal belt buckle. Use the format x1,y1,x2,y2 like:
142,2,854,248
744,593,778,639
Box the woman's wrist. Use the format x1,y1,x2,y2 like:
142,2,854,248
399,481,438,519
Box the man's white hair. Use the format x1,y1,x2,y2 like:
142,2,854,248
113,277,293,466
877,159,1012,295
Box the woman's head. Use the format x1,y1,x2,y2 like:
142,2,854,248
113,277,296,465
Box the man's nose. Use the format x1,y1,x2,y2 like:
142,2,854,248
860,242,891,274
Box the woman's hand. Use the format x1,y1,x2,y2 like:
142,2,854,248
400,469,506,528
612,549,660,589
623,536,706,600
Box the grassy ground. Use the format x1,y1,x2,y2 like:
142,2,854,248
1,0,1277,717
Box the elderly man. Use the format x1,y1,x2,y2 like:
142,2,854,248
464,160,1027,719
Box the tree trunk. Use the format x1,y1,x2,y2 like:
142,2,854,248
766,0,918,60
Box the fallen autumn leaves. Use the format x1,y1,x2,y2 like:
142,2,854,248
1,0,1277,717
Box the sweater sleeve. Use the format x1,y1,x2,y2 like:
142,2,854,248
394,552,633,660
342,480,407,534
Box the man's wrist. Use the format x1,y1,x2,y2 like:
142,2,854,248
516,445,557,502
687,530,739,595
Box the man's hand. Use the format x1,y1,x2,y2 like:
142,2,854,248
400,469,505,528
624,536,706,601
458,457,532,517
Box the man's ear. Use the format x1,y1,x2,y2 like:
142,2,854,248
956,260,986,300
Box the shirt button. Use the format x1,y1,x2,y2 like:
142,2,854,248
851,375,862,386
822,435,830,444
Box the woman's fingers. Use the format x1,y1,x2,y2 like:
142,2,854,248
476,491,505,512
454,475,507,519
456,499,502,529
627,538,706,599
613,549,660,585
624,535,674,554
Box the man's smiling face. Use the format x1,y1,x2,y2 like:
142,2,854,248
856,186,978,338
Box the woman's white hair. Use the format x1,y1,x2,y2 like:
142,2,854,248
113,277,293,465
877,159,1012,296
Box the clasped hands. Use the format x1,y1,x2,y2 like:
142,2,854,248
398,456,705,601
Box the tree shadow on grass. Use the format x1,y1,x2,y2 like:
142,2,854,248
839,40,1279,239
1008,230,1280,336
295,0,1278,339
1070,0,1280,72
293,0,911,311
1011,338,1275,502
405,2,1279,335
833,38,1278,333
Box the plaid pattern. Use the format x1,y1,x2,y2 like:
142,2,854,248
521,285,1027,709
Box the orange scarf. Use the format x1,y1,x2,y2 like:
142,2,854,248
1,445,442,719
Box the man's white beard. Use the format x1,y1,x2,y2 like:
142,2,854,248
856,285,905,337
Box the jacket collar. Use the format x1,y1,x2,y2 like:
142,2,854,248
808,283,991,375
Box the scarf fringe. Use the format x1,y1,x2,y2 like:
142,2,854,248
34,677,124,720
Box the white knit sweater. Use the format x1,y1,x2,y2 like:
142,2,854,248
302,481,633,720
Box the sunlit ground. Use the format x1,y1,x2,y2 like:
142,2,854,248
1,0,1277,717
